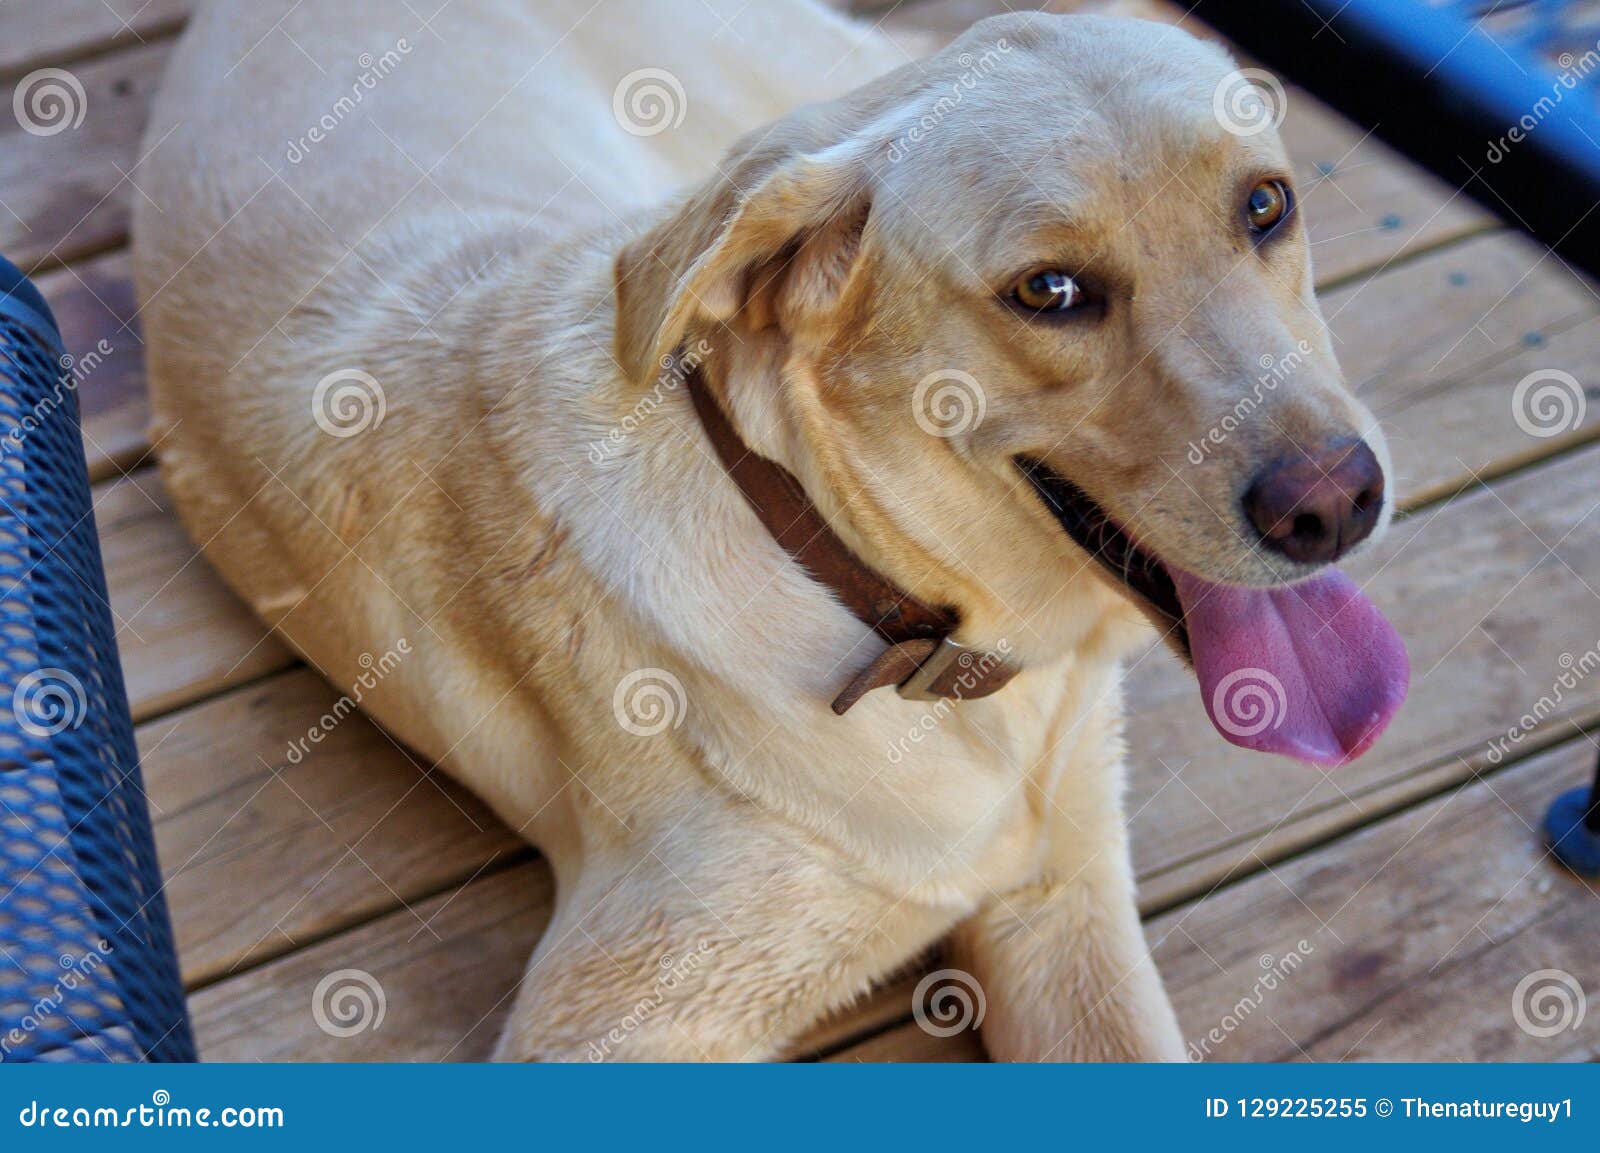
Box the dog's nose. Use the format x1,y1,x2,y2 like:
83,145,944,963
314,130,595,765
1243,438,1384,564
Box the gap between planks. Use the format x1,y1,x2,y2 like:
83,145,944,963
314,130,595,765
0,0,190,82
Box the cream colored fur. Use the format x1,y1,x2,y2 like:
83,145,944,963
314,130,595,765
133,0,1388,1060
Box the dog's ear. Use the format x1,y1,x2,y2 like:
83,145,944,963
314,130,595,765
613,137,872,384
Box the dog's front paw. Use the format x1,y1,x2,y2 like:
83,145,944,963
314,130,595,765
977,987,1188,1063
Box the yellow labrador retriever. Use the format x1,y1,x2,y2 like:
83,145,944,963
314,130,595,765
133,0,1407,1060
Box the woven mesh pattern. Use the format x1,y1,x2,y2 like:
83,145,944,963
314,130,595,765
1450,0,1600,65
0,256,193,1063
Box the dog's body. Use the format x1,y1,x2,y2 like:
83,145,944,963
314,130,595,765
136,0,1395,1060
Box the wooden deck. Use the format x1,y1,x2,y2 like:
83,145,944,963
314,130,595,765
6,0,1599,1061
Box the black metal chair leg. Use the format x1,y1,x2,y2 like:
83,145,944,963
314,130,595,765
1544,748,1600,877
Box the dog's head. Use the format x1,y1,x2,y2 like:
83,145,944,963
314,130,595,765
615,13,1408,765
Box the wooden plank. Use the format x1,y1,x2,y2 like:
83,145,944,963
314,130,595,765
189,861,554,1062
0,1,189,80
96,468,295,720
186,851,912,1061
140,667,524,987
0,41,169,271
1324,231,1595,395
825,1008,983,1062
1322,231,1600,507
1380,307,1600,509
830,734,1600,1062
876,0,1493,285
1276,82,1491,287
0,0,1500,482
1152,737,1600,1062
33,250,150,482
0,0,1478,280
1124,440,1600,907
8,15,1503,483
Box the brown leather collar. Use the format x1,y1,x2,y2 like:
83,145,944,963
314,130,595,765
685,362,1020,713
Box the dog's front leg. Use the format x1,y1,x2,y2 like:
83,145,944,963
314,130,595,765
491,806,960,1062
949,851,1185,1062
948,745,1185,1062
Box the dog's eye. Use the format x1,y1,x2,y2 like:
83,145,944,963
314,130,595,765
1246,179,1291,235
1011,268,1084,314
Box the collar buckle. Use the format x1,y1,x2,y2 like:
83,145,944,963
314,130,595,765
897,637,973,701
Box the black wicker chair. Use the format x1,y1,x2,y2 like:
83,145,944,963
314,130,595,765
0,255,193,1062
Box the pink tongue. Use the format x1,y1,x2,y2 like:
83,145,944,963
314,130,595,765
1172,567,1409,767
